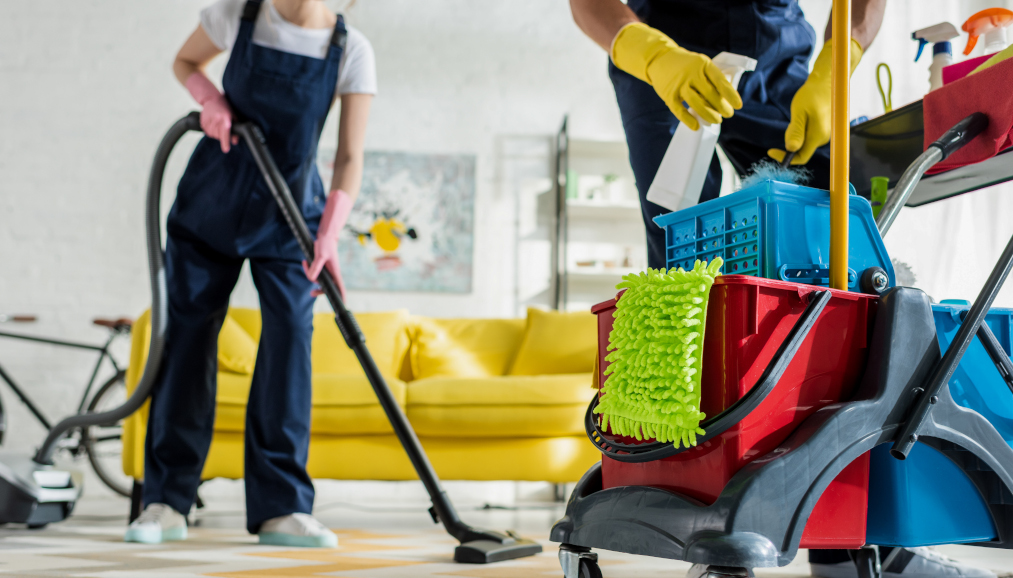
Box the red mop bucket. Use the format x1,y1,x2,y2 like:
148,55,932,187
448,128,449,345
591,275,877,548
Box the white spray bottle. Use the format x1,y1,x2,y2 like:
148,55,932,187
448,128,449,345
646,52,757,213
913,22,959,92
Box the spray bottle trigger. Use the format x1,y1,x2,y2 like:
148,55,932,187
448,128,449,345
914,37,928,61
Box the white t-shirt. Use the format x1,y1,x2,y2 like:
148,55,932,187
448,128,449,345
200,0,377,96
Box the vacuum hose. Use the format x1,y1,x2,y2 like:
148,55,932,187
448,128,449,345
33,113,197,465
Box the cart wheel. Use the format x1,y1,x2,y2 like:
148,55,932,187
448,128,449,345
559,545,599,578
578,558,602,578
689,565,752,578
860,266,891,295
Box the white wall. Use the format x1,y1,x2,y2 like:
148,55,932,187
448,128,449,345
0,0,623,451
5,0,1013,454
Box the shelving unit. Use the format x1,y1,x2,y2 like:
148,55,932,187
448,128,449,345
544,116,647,312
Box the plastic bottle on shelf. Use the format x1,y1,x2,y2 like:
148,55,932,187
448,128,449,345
913,22,959,92
646,52,757,213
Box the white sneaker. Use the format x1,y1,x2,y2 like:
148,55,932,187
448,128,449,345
258,513,337,548
811,547,997,578
124,503,187,544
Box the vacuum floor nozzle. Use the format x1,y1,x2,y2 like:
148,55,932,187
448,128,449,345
454,537,543,563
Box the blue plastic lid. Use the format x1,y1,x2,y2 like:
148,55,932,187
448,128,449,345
934,41,952,56
939,298,971,306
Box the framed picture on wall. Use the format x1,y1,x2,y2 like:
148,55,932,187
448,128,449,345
318,149,476,293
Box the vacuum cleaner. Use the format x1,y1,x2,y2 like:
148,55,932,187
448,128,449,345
2,113,542,563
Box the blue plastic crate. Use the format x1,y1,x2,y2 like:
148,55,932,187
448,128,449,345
866,302,1013,546
652,179,895,291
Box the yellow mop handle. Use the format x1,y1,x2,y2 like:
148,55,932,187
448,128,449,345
830,0,851,291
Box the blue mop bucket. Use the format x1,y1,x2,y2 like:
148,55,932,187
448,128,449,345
866,302,1013,546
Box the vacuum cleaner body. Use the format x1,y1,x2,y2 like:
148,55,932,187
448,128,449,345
0,452,80,526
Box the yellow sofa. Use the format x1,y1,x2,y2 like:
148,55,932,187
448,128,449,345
122,307,601,484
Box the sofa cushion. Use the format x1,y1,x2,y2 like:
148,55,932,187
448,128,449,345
215,371,406,435
312,310,411,377
406,373,593,437
221,308,411,377
227,308,263,342
508,308,597,376
410,317,525,379
218,315,257,375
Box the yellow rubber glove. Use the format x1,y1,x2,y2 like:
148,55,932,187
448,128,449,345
768,38,863,165
611,22,742,131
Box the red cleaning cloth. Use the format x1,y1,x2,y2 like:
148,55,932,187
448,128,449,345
941,54,991,85
924,55,1013,174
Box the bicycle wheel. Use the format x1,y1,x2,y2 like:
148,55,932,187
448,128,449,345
84,372,132,497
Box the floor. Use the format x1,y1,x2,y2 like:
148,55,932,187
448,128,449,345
1,474,1013,577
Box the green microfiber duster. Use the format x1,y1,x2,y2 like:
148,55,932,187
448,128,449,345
594,259,722,449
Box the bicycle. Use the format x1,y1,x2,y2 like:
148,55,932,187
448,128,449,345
0,313,133,497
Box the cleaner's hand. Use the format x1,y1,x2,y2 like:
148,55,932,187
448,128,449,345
303,236,345,299
185,71,239,154
611,23,742,131
302,189,355,300
768,38,863,165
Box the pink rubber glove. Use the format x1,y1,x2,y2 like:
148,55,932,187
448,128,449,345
302,189,354,299
185,72,238,154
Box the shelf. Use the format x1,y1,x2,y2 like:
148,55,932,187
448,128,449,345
565,201,642,221
568,138,629,159
566,268,638,284
908,148,1013,207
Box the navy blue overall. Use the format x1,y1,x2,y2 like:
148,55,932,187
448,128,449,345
614,0,832,269
615,1,877,566
144,0,345,533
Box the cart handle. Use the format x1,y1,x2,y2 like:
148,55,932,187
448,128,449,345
973,316,1013,396
876,112,988,237
586,289,831,463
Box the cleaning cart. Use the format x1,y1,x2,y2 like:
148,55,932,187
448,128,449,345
551,8,1013,577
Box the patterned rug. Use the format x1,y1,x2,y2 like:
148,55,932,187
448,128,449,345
0,524,811,578
1,484,1010,578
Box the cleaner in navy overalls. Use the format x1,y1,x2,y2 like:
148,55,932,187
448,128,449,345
125,0,375,548
569,2,997,578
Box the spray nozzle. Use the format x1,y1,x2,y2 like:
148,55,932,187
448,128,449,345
962,8,1013,56
913,22,959,61
711,52,757,89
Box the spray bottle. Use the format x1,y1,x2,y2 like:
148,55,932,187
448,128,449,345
646,52,757,212
913,22,958,92
962,8,1013,56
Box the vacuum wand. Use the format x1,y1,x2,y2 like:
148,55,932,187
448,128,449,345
230,120,540,563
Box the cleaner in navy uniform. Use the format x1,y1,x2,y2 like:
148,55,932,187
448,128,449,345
568,1,997,577
125,0,375,547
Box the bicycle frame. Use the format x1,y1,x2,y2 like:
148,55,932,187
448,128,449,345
0,328,124,435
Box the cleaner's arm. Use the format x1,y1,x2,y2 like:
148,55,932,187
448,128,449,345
569,0,742,130
174,26,237,153
769,0,887,165
303,93,373,299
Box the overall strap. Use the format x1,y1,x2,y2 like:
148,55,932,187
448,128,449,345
242,0,263,22
330,14,348,51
